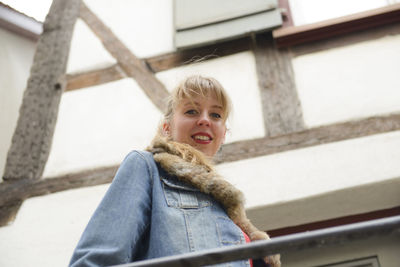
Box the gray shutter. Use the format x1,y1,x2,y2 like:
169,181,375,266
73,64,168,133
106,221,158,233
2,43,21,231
174,0,282,49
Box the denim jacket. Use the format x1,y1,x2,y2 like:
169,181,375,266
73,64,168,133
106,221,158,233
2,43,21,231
69,150,253,267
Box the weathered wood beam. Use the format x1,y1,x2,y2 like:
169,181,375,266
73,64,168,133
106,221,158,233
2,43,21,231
79,2,169,111
145,36,252,73
3,0,81,181
252,33,305,137
0,200,22,227
1,0,81,226
214,113,400,164
1,113,399,224
0,166,117,226
291,21,400,57
66,63,125,91
65,37,252,91
273,3,400,48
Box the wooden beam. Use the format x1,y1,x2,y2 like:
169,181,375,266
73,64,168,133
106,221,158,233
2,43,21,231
79,2,169,111
66,64,125,91
0,199,22,226
3,0,81,181
273,3,400,47
252,33,305,137
1,113,399,225
291,21,400,57
65,37,252,91
0,165,117,226
214,113,400,164
145,36,252,73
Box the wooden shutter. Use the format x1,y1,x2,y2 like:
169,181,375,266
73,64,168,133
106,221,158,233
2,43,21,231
174,0,282,49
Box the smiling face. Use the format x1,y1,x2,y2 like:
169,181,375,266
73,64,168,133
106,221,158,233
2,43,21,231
163,95,227,158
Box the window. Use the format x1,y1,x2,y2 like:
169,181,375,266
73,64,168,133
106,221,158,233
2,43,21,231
316,256,380,267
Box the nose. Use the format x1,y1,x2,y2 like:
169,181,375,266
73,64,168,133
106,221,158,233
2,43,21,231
197,112,210,126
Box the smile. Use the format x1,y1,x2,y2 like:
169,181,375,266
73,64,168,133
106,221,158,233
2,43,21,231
192,133,212,143
194,135,210,141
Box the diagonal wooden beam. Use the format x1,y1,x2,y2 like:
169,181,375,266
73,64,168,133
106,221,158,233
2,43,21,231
1,113,399,226
3,0,81,182
65,37,251,91
79,2,169,111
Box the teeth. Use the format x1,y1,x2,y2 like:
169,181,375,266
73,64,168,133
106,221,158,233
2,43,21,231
194,135,210,141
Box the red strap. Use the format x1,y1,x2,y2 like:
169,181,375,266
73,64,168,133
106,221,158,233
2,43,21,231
242,231,253,267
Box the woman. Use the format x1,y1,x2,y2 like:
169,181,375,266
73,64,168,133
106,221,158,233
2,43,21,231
69,75,280,267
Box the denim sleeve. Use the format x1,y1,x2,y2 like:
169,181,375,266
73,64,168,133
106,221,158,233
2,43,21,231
69,151,154,267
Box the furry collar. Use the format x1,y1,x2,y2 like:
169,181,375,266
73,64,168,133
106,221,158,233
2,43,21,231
147,135,280,267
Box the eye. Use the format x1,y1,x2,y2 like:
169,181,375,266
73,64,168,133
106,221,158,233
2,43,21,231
210,112,222,119
184,109,198,115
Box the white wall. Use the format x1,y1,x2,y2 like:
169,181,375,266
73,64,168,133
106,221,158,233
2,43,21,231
293,35,400,127
288,0,389,26
0,28,36,180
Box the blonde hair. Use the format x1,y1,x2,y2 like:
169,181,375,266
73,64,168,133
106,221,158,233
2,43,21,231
164,75,232,123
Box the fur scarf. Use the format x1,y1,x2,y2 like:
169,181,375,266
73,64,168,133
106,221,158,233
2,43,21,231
147,134,281,267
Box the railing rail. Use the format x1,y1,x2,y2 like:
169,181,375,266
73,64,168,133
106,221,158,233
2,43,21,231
111,215,400,267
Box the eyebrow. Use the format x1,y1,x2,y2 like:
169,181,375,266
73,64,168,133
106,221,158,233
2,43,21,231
183,101,223,110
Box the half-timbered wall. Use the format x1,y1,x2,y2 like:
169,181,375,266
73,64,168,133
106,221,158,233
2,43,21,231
1,0,399,266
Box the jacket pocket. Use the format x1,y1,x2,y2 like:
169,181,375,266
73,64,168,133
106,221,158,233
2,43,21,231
216,216,243,245
161,177,211,209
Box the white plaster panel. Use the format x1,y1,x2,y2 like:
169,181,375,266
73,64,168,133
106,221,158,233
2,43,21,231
84,0,174,58
288,0,387,26
217,131,400,209
0,184,109,267
67,19,116,73
0,28,36,180
43,79,162,177
156,51,265,143
293,35,400,127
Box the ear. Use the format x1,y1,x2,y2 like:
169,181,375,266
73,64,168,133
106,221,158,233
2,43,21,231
162,122,170,136
222,127,227,144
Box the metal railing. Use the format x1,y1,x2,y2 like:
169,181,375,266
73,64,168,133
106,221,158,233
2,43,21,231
111,215,400,267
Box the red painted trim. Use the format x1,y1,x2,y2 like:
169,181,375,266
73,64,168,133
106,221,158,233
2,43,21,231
273,3,400,47
268,206,400,237
278,0,294,28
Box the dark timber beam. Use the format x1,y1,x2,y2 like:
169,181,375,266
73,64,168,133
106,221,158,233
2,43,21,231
252,33,305,137
213,113,400,164
1,113,399,225
66,20,400,93
0,165,117,226
145,36,252,73
65,37,251,91
3,0,81,181
273,3,400,48
1,0,81,225
66,63,125,91
79,2,169,112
